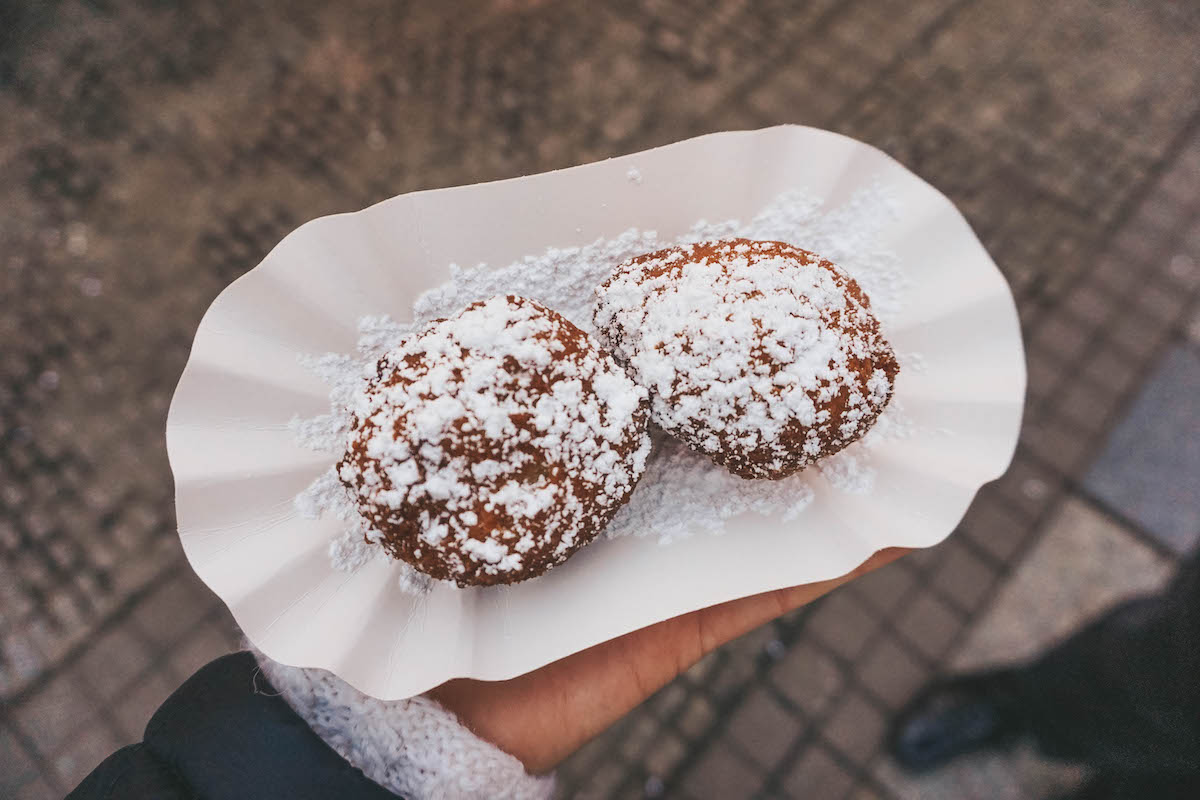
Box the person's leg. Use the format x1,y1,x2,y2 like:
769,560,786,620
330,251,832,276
1018,560,1200,772
1056,771,1200,800
890,549,1200,774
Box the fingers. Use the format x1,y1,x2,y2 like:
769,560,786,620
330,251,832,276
429,614,688,773
696,546,910,657
429,547,910,773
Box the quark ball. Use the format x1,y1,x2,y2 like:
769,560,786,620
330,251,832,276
594,239,898,479
339,295,651,586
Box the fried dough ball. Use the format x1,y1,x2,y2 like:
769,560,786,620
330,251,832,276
594,239,898,479
339,295,651,586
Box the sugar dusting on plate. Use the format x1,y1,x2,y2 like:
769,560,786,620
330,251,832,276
294,184,913,582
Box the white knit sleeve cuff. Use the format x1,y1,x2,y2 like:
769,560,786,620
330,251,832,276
253,649,555,800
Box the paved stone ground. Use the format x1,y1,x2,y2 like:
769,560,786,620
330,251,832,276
2,0,1200,797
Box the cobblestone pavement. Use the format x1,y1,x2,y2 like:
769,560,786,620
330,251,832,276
3,0,1200,797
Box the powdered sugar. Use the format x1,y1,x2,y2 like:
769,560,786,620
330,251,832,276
295,184,911,585
607,434,817,544
593,239,897,478
406,187,905,333
334,296,649,585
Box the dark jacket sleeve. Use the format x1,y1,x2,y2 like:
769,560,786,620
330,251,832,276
68,651,401,800
68,744,189,800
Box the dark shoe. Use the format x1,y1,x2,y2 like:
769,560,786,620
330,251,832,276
887,669,1024,773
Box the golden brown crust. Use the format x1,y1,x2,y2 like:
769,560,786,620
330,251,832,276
594,239,898,479
339,295,651,586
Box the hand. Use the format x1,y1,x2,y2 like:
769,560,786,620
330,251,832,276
428,547,909,773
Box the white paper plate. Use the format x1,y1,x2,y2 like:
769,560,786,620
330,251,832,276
167,126,1024,699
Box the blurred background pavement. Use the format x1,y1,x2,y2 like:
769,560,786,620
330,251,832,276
2,1,1199,797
